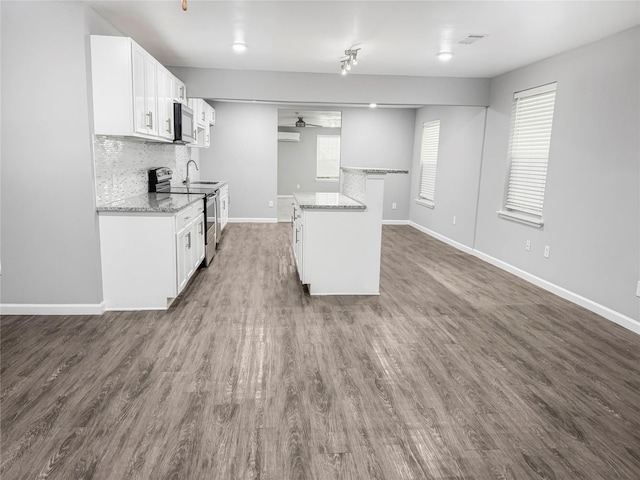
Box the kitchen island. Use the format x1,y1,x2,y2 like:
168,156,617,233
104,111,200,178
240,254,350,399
292,167,408,295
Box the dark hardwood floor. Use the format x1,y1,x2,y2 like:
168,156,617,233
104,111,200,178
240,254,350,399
1,223,639,479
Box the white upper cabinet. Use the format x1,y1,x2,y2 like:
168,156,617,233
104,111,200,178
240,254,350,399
187,98,215,148
132,42,158,137
174,77,187,104
156,65,175,140
90,35,187,143
189,98,207,129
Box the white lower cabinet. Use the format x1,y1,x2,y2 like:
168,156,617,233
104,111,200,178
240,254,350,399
292,203,304,282
219,184,229,232
99,201,205,310
176,214,205,292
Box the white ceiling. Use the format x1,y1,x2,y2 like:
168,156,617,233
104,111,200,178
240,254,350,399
87,1,639,78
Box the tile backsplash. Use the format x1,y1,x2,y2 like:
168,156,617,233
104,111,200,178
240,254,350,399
93,136,199,206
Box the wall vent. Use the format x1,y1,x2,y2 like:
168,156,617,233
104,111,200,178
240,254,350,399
458,34,487,45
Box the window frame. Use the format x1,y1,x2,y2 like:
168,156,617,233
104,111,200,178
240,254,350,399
415,120,441,208
498,82,557,228
315,134,341,182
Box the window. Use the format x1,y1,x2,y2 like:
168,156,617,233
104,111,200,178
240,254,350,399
417,120,441,207
501,83,557,226
316,135,341,181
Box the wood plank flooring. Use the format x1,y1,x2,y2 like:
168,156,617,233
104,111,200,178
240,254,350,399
1,223,639,479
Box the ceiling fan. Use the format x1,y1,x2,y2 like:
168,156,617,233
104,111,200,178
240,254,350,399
287,116,323,128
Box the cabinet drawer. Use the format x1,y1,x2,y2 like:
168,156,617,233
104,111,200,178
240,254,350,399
175,201,203,230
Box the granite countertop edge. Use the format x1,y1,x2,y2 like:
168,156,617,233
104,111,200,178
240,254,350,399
97,192,205,214
293,192,366,210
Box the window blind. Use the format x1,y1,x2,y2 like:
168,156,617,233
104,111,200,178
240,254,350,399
505,83,557,217
316,135,341,179
419,121,441,202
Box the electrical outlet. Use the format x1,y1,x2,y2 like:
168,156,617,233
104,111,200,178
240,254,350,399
636,281,640,297
525,240,531,252
453,216,456,225
544,245,550,258
391,202,397,210
268,200,274,208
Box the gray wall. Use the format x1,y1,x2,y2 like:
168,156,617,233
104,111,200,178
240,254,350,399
199,102,415,222
170,67,490,107
0,1,118,306
409,106,487,247
199,102,278,221
278,127,341,196
475,26,639,322
341,107,416,222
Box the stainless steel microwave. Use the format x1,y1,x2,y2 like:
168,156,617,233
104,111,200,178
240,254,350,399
173,102,196,144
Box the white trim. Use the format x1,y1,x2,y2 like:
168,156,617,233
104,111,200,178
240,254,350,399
415,198,435,209
0,302,106,316
514,82,557,99
228,217,278,224
408,223,640,336
408,221,474,254
382,219,409,225
497,210,544,228
277,194,294,199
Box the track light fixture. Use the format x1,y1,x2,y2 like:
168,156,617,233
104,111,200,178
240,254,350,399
339,47,361,75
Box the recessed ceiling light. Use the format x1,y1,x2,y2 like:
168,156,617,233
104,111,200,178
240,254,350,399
437,51,454,61
369,103,377,108
232,42,247,53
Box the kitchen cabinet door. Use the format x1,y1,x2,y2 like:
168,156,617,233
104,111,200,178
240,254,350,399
292,202,304,281
156,66,174,140
174,77,187,104
132,42,158,137
219,185,229,231
195,216,206,265
176,224,192,293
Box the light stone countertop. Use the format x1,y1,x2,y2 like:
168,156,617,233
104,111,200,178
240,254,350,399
293,192,365,210
97,192,205,214
340,167,409,175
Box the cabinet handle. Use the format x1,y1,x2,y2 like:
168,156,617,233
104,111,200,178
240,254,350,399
295,228,298,243
166,119,172,133
146,112,153,128
187,232,191,249
198,221,203,234
184,216,191,221
180,86,184,99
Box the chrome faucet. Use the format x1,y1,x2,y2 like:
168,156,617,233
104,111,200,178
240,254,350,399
184,159,199,185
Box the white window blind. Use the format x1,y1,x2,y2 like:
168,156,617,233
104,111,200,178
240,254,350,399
505,83,557,217
316,135,341,180
419,121,441,202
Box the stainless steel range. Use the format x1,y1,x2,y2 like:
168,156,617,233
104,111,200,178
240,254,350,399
148,167,220,266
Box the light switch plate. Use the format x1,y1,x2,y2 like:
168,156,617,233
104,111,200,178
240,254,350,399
636,281,640,297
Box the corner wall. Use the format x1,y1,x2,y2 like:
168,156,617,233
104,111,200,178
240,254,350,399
0,2,116,310
409,106,487,247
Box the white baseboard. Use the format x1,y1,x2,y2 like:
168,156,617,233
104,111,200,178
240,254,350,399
408,222,640,336
408,221,474,255
0,302,106,316
228,218,278,224
382,219,410,225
